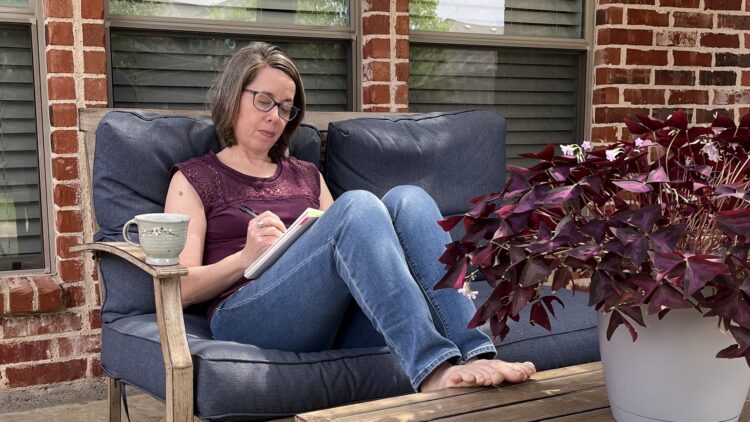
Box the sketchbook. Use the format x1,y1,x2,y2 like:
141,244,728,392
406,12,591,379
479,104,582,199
243,207,324,279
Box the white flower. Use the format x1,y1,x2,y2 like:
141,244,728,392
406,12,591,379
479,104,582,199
635,138,645,147
458,282,478,300
712,127,723,135
701,143,720,162
581,140,592,151
606,148,621,162
560,144,577,157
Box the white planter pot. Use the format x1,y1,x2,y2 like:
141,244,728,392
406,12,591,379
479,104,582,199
598,308,750,422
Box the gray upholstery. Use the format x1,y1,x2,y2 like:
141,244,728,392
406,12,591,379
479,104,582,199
325,110,507,216
92,110,598,421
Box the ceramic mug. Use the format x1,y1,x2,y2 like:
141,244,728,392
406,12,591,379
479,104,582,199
122,213,190,266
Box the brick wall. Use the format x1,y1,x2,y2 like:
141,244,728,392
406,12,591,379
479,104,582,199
362,0,409,112
592,0,750,142
0,0,106,390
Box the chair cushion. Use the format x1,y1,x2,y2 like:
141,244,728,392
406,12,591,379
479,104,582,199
93,111,321,322
324,110,507,216
100,313,412,421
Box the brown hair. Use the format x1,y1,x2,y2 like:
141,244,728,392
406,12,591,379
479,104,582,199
209,42,306,163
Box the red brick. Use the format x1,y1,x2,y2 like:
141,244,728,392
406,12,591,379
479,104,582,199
625,89,666,105
742,71,750,86
7,278,33,314
396,15,409,35
396,62,409,82
364,61,390,82
93,283,101,306
82,24,105,47
89,357,103,377
668,90,709,104
395,84,408,104
655,70,696,85
673,50,712,66
363,15,390,35
46,22,73,46
363,0,389,12
660,0,699,6
58,334,100,357
715,52,750,67
599,0,654,4
720,15,750,29
705,0,742,9
363,84,390,105
3,312,82,338
713,90,750,105
700,33,740,48
594,107,649,124
48,76,76,100
50,103,77,127
596,7,624,25
56,210,83,233
597,28,653,45
89,309,102,329
696,108,734,123
44,0,72,18
364,106,392,112
595,48,621,65
63,285,86,308
595,68,651,85
58,258,84,283
0,340,51,365
363,38,391,59
52,157,79,181
46,50,74,73
396,39,409,59
83,51,107,74
591,126,619,142
674,12,714,28
51,130,78,154
84,78,108,102
0,291,4,314
33,276,63,312
593,87,620,105
56,235,81,259
395,0,408,12
81,0,104,19
626,49,668,65
655,30,697,47
746,33,750,49
699,70,737,86
6,359,87,388
627,9,669,26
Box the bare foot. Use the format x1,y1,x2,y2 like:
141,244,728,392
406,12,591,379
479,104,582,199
420,360,536,392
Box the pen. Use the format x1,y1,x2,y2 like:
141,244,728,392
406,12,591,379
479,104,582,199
239,206,259,218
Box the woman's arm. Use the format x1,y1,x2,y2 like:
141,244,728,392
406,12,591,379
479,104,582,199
164,171,284,306
319,172,334,211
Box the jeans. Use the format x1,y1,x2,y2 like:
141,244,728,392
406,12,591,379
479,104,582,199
210,186,496,390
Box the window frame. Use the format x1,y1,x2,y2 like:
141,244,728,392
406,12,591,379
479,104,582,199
0,0,54,275
408,0,596,142
104,0,362,111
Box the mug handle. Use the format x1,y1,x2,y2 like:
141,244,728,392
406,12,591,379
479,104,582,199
122,219,140,246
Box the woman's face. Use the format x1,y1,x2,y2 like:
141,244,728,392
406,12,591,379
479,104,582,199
232,66,296,155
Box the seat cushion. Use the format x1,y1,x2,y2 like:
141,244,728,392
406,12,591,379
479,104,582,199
324,110,507,216
100,314,412,421
93,111,321,321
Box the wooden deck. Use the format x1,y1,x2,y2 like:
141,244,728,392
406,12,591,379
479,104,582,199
288,362,750,421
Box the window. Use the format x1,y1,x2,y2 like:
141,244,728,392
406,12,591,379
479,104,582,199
107,1,354,111
110,31,351,111
0,23,45,271
409,0,592,168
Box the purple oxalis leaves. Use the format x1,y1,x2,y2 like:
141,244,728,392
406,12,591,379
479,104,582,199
437,109,750,366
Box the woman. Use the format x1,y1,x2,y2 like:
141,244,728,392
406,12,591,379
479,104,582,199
164,42,536,392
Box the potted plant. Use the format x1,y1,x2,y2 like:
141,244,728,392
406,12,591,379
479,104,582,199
437,110,750,422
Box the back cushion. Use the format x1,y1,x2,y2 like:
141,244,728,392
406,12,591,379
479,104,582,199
324,110,507,216
93,111,321,321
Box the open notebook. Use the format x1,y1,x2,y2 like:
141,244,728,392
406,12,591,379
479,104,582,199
244,208,324,279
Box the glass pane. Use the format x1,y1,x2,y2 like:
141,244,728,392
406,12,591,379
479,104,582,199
409,45,582,168
110,31,350,111
0,24,44,271
410,0,583,39
0,0,28,7
108,0,349,27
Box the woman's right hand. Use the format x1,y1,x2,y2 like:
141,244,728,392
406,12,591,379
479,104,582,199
241,211,286,264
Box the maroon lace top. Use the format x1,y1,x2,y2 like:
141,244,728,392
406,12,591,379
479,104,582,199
173,151,320,318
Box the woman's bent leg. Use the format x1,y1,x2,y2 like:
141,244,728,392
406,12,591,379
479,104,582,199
381,186,497,362
211,190,462,390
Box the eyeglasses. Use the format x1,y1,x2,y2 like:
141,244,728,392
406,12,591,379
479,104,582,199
243,89,299,122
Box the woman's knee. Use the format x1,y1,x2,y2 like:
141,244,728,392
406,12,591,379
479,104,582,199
382,185,438,216
334,190,390,220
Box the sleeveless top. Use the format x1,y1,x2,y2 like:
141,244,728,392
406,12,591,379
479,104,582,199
173,151,320,319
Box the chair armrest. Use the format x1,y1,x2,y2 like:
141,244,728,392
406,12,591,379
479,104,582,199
71,241,188,279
